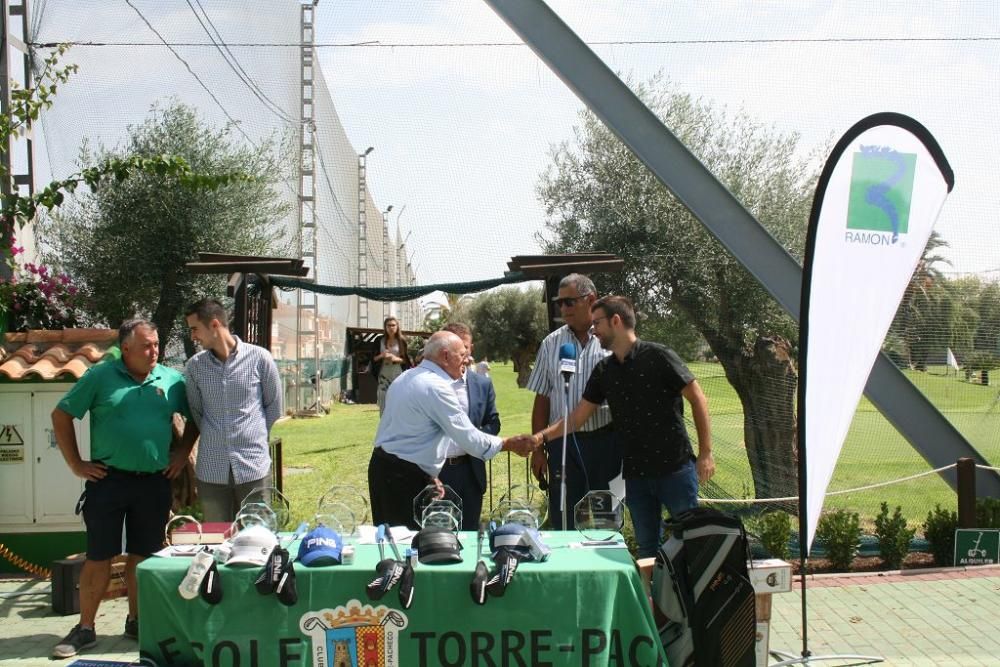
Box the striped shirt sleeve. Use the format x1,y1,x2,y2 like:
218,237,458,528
526,334,555,396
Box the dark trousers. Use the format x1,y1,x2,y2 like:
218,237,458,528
368,448,431,530
81,468,171,560
626,460,700,557
437,456,484,531
546,426,622,530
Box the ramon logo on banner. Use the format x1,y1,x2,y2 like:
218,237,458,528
845,146,916,246
299,600,409,667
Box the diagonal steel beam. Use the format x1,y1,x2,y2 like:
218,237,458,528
484,0,1000,495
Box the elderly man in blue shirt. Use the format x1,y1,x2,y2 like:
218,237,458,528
177,298,283,522
368,331,537,528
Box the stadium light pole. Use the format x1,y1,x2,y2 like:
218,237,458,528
383,205,394,320
357,146,374,327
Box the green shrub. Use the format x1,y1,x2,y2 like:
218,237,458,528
923,504,958,566
756,511,792,560
874,502,915,569
815,509,861,571
975,497,1000,529
173,502,204,523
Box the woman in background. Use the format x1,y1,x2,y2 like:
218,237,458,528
374,316,409,414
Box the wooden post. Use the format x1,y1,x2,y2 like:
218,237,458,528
957,457,976,529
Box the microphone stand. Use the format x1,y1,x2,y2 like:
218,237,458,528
560,376,571,532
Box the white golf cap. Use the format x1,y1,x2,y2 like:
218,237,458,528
225,525,278,567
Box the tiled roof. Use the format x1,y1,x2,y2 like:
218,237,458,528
0,328,118,381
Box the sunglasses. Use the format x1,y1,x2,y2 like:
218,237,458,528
553,296,584,308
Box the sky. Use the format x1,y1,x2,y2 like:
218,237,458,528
26,0,1000,289
311,0,1000,283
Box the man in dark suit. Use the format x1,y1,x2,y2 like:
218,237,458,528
438,323,500,530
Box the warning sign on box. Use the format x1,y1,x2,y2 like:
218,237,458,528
0,445,24,463
0,424,24,446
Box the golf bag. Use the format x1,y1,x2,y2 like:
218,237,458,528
651,507,756,667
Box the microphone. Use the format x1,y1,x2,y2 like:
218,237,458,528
558,343,576,385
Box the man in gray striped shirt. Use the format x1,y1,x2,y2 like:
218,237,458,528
181,298,283,521
526,273,622,529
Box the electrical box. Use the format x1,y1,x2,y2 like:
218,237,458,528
0,384,90,532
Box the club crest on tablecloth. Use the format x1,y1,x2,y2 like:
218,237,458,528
299,600,409,667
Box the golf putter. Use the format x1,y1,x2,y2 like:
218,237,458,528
366,524,404,601
384,525,415,609
469,521,489,605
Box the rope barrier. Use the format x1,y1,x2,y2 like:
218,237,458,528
700,463,958,505
975,464,1000,472
0,543,52,578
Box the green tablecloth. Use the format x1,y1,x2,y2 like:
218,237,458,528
137,531,667,666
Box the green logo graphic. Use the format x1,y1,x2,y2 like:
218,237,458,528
845,147,916,243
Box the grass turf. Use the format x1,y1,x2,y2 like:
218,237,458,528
273,361,999,530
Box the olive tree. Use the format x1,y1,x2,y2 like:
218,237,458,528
41,101,292,353
537,76,822,498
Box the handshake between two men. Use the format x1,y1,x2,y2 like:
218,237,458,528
500,433,543,457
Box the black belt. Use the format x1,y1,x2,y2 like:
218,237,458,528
443,454,469,466
103,465,163,478
372,447,431,479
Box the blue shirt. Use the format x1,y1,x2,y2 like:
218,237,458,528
374,359,503,477
184,337,283,484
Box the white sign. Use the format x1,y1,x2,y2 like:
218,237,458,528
800,114,953,552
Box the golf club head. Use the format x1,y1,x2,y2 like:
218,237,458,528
366,558,404,601
398,562,415,609
470,560,489,605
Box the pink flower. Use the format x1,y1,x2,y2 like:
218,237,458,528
11,245,23,256
67,285,78,295
25,263,37,274
38,265,48,279
59,274,71,285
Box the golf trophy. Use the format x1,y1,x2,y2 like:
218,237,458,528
574,490,625,544
413,484,463,532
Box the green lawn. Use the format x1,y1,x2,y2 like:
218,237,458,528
274,361,1000,531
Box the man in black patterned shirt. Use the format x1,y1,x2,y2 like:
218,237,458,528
528,295,714,557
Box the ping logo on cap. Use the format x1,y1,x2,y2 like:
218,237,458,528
297,526,343,567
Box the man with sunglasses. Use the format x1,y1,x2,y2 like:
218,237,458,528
525,273,622,529
528,295,714,557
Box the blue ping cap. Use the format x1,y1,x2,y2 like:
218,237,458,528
297,526,343,567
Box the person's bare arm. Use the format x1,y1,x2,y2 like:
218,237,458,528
683,380,714,483
52,407,106,481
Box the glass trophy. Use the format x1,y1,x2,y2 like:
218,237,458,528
240,486,291,530
574,490,625,543
164,514,203,553
315,486,369,536
492,485,544,530
233,501,278,534
414,484,463,531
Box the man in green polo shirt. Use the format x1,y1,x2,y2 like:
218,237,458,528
50,319,194,660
